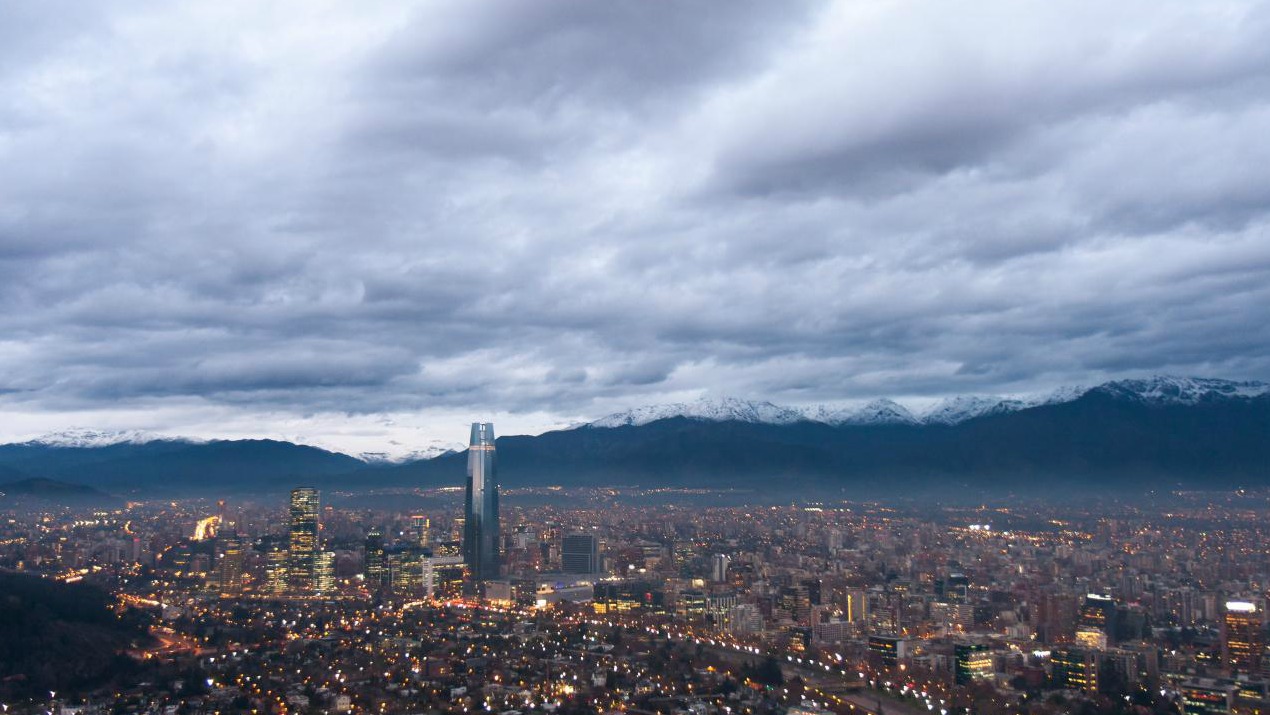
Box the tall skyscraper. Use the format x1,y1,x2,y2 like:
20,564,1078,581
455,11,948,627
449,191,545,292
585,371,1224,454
562,533,599,574
408,515,431,547
288,487,320,592
1075,593,1116,649
364,529,386,592
711,553,731,583
265,546,289,596
463,422,500,582
315,551,335,594
1223,600,1263,675
216,535,245,596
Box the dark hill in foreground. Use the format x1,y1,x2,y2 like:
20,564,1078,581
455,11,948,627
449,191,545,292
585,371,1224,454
0,572,152,698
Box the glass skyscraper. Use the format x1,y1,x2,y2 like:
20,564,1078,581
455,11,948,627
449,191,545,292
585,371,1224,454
462,422,499,582
288,487,320,592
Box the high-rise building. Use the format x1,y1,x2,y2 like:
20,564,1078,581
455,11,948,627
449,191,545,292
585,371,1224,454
710,554,731,583
216,535,245,596
387,549,421,597
411,515,431,547
1076,593,1116,649
844,588,868,623
1053,646,1099,693
463,423,500,582
954,643,993,684
780,585,812,626
423,555,467,600
288,487,320,592
1223,600,1263,675
265,547,289,596
315,551,335,594
364,530,386,592
562,533,599,574
868,635,906,668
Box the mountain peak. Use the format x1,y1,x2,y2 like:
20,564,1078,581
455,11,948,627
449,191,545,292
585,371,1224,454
23,428,192,449
357,441,466,464
588,396,806,428
583,376,1269,430
921,394,1016,425
1093,376,1270,404
806,398,920,426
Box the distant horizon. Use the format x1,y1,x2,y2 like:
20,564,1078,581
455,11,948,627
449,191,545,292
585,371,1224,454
3,373,1264,460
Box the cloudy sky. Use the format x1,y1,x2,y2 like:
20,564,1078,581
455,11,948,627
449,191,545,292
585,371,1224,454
2,1,1269,456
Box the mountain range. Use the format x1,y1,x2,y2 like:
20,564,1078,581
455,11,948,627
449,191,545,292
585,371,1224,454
0,376,1266,499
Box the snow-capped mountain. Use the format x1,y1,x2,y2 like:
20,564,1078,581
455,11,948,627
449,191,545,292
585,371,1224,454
583,377,1270,430
358,441,466,464
804,399,920,426
922,395,1016,425
22,428,191,449
1091,376,1270,404
588,396,806,428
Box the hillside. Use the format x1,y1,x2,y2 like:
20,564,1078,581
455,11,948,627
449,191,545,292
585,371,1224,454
0,572,152,698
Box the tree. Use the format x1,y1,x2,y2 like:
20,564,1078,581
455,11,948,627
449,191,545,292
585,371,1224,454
748,656,784,687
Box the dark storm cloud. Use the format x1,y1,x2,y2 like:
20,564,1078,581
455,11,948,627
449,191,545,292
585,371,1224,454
1,0,1269,448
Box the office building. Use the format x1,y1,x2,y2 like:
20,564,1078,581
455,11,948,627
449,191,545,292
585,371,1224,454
1053,647,1099,693
411,515,430,547
364,530,386,591
711,553,731,583
423,555,467,600
463,422,500,582
869,635,906,668
562,533,599,574
955,643,993,684
1181,681,1234,715
265,547,288,596
288,487,320,592
1076,593,1116,649
216,535,245,596
315,551,335,594
1224,601,1264,675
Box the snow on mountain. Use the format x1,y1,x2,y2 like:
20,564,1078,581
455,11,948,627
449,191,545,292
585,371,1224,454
588,396,806,428
584,377,1269,430
806,399,920,426
920,396,997,425
13,377,1268,454
1092,376,1270,404
358,441,466,464
22,428,191,448
1025,384,1089,407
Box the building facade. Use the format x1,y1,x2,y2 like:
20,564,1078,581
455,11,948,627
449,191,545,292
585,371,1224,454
1224,600,1264,675
562,533,599,574
288,487,320,592
463,422,500,582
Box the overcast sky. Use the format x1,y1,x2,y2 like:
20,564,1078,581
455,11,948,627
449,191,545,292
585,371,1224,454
2,1,1269,456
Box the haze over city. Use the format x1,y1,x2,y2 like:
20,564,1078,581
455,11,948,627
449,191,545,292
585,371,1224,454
6,4,1270,715
2,1,1269,456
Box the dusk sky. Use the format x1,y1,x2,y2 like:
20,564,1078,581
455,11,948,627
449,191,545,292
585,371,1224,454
2,1,1269,457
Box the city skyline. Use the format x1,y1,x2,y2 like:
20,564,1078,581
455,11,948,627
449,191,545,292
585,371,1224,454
0,2,1268,454
7,486,1270,713
4,2,1270,713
